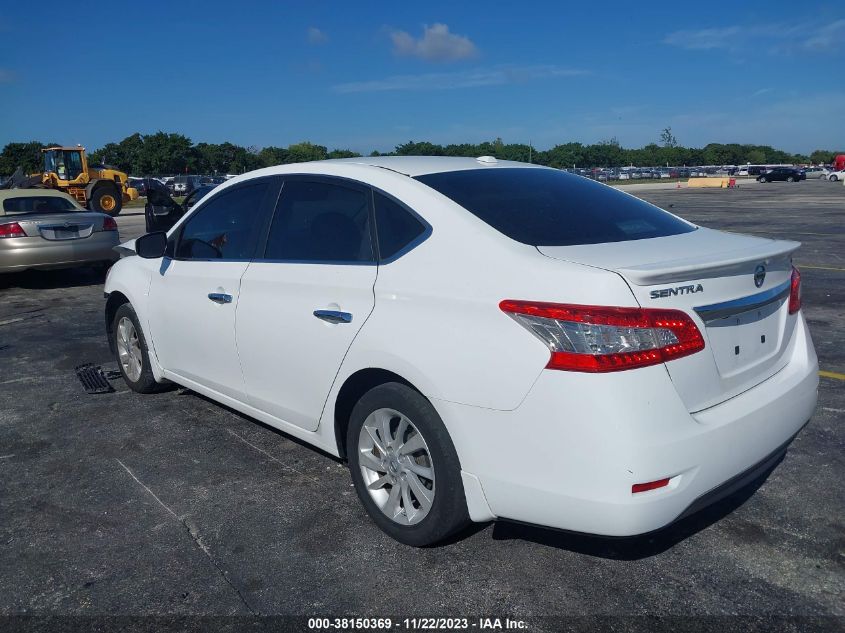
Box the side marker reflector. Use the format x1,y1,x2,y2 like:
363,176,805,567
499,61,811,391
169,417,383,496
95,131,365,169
632,478,671,494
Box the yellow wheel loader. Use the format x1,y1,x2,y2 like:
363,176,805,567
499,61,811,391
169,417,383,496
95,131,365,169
1,146,138,216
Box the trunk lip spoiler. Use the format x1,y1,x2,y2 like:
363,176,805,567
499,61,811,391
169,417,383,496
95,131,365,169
694,279,791,324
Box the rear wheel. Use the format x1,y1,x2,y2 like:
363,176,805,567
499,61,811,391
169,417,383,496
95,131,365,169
787,176,795,182
112,303,164,394
347,382,470,546
90,186,122,216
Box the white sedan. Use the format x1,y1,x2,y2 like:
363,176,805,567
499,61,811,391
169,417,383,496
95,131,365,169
827,169,845,181
104,157,818,546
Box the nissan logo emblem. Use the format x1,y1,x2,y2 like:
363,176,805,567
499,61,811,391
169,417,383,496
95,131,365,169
754,264,766,288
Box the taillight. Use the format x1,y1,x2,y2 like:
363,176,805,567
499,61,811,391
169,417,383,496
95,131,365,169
0,222,26,238
788,266,801,314
102,216,118,231
499,300,705,373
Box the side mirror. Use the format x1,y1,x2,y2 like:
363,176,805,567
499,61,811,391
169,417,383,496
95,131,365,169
136,231,168,259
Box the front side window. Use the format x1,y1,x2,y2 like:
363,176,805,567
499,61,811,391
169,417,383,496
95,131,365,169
373,191,426,260
264,180,374,263
416,168,696,247
3,196,79,215
175,182,268,260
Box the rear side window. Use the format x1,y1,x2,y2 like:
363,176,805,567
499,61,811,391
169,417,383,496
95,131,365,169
373,192,426,260
3,196,78,215
264,180,374,263
175,182,268,260
416,168,696,246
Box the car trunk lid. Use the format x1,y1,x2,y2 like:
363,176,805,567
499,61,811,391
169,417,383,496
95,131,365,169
538,227,800,412
12,212,103,240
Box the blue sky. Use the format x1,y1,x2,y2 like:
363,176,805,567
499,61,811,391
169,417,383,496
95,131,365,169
0,1,842,153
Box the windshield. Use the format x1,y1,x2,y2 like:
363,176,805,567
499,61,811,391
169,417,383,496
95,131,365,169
415,168,696,247
3,196,80,215
43,150,83,180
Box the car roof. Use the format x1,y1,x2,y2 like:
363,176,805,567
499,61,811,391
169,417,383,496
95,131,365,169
319,156,547,177
0,188,84,215
0,188,81,202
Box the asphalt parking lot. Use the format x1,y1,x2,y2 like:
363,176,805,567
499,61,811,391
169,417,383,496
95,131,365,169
0,180,842,627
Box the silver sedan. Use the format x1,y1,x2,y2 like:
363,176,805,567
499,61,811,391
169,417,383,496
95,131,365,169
0,189,119,273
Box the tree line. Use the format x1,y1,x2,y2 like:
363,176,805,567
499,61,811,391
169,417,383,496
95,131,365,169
0,131,840,177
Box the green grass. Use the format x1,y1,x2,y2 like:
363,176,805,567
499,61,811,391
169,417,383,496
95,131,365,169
123,195,184,209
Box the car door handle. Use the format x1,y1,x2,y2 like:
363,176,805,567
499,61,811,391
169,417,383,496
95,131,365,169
208,292,233,304
313,310,352,324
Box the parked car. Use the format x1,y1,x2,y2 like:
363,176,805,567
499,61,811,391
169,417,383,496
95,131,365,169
758,167,805,183
128,178,148,197
105,156,817,546
0,189,118,273
827,169,845,182
144,179,217,233
801,167,828,179
170,175,202,197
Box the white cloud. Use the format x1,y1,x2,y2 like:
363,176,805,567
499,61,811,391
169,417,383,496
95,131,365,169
332,64,586,93
664,20,845,54
804,19,845,51
663,26,742,50
307,27,328,45
389,23,478,62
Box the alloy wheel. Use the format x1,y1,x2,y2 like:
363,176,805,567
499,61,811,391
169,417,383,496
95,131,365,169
357,408,435,525
116,316,143,382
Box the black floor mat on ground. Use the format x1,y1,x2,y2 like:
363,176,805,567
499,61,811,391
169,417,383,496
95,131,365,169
74,363,115,394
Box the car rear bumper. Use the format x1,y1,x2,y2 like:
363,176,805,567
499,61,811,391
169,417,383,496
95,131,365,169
0,232,119,273
435,313,818,536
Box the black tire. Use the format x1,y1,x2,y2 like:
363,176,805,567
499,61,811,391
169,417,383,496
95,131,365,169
90,185,123,216
831,175,839,182
112,303,165,394
787,176,795,182
347,382,470,546
757,176,766,182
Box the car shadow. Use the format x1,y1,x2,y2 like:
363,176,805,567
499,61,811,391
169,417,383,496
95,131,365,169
162,387,782,557
489,460,780,560
176,388,345,463
0,267,108,290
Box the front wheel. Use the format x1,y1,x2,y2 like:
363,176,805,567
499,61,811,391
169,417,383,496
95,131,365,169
787,176,795,182
112,303,165,394
347,382,470,546
831,175,839,182
757,176,767,182
90,186,123,216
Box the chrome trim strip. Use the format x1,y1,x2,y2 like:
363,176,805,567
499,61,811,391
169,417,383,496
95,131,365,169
694,280,790,323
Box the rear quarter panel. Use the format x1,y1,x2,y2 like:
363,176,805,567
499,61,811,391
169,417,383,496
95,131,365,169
324,175,640,413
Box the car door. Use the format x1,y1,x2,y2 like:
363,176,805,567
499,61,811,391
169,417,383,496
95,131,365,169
146,178,278,400
236,176,378,431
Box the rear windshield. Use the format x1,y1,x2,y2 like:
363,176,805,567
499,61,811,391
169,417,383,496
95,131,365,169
415,168,696,246
3,196,79,215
